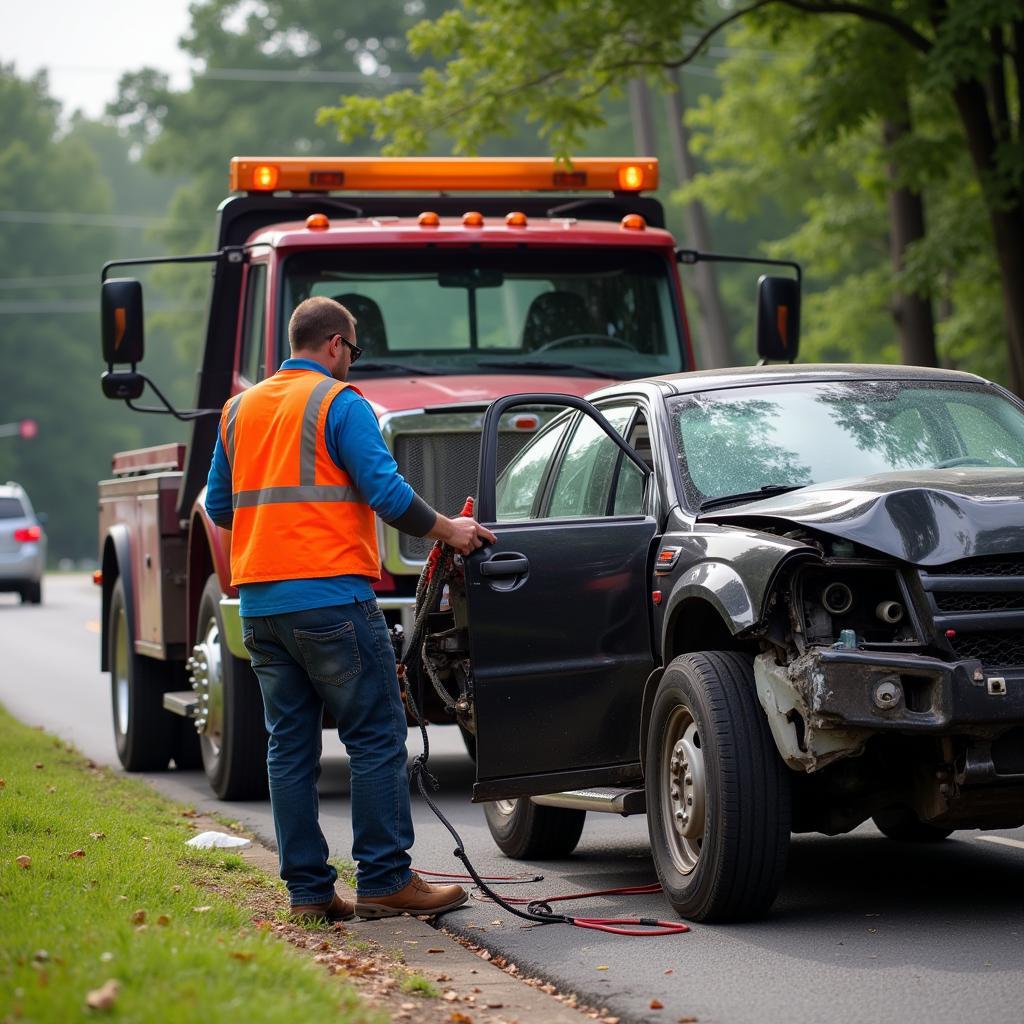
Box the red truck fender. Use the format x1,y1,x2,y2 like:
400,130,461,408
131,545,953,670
186,489,234,650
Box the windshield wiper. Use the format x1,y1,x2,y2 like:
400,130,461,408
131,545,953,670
475,359,619,378
698,484,806,513
351,361,444,376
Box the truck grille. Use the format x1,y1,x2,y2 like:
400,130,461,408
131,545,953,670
394,430,533,561
921,555,1024,671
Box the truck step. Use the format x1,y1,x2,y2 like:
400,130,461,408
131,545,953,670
531,787,646,816
163,691,198,718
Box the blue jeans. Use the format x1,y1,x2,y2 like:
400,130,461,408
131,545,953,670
242,599,414,903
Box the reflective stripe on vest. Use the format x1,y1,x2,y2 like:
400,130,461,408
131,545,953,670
221,369,380,586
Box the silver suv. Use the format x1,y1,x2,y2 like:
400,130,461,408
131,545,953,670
0,482,45,604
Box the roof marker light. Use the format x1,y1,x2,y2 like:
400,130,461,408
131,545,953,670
505,211,528,227
305,213,330,231
251,163,279,190
462,210,484,227
618,164,645,190
418,210,440,227
621,213,646,231
512,414,540,431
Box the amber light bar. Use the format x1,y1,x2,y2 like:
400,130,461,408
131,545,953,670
230,156,658,194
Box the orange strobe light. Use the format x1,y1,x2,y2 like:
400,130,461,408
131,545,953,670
251,163,280,190
230,157,659,193
305,213,330,231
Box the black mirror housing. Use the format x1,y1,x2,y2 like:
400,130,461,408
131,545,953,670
756,275,800,362
101,278,145,364
101,370,145,401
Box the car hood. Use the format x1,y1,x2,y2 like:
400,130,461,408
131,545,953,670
700,469,1024,566
354,373,601,416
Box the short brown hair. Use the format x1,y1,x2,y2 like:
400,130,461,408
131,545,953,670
288,296,357,352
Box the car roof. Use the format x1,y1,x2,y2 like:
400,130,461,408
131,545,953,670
0,482,27,498
585,362,994,403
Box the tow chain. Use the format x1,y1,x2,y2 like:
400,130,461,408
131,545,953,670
397,499,688,938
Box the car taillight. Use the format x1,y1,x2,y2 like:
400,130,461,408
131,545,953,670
14,526,41,543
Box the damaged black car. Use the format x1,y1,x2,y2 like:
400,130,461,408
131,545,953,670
422,363,1024,923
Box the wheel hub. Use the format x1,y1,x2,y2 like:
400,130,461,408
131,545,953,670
661,707,707,874
113,606,130,737
187,619,224,755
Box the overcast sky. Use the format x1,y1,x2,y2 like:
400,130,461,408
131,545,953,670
1,0,193,118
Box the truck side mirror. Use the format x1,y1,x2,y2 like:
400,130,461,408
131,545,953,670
102,279,145,365
756,275,800,363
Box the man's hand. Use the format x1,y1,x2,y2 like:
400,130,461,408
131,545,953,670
431,514,497,555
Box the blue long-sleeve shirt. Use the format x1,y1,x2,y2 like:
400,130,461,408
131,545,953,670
205,358,419,617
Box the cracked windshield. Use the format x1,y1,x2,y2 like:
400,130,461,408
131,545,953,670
282,249,682,378
672,381,1024,504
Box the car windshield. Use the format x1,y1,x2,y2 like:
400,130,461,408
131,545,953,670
670,379,1024,506
281,248,684,378
0,497,26,518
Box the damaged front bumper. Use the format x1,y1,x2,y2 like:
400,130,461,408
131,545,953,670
755,648,1024,772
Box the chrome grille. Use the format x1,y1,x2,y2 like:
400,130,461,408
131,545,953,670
395,430,533,560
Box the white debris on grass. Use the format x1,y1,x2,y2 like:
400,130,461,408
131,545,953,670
185,830,251,849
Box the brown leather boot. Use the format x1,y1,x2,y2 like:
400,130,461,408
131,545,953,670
289,891,355,923
355,873,468,919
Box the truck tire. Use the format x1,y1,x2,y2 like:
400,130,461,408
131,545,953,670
172,717,203,770
645,651,791,922
484,798,586,859
192,574,268,800
109,577,173,771
872,807,953,842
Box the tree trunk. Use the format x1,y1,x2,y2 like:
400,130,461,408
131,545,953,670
665,71,733,368
951,78,1024,395
882,109,938,367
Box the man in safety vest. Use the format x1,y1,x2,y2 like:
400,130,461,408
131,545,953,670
205,295,496,921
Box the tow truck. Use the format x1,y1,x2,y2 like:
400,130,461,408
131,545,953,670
96,155,796,801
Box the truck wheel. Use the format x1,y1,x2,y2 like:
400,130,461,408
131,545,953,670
872,807,953,842
109,577,173,771
645,651,791,922
172,717,203,770
191,574,268,800
484,798,585,859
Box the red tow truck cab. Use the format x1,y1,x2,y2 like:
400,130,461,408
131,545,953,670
97,155,697,800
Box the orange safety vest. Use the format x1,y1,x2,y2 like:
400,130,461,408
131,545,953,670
220,368,380,586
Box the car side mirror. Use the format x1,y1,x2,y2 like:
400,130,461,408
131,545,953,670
102,278,145,365
756,275,800,363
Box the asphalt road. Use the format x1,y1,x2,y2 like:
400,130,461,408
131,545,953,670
2,574,1023,1024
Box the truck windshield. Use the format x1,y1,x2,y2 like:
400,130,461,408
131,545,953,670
281,249,684,378
670,380,1024,506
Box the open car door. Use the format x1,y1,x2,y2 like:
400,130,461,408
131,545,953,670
464,394,658,802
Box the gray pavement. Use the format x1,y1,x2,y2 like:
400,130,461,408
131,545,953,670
2,573,1023,1024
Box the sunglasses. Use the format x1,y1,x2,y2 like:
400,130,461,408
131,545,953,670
329,332,363,363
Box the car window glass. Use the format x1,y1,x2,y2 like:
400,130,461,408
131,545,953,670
240,264,267,383
547,406,635,519
947,402,1024,464
0,497,25,518
613,417,650,515
495,419,570,521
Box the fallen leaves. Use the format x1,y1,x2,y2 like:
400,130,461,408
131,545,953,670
650,998,664,1009
90,832,106,841
229,951,255,962
85,979,120,1010
130,910,146,925
157,915,171,927
448,1013,473,1023
68,849,86,859
596,965,609,971
192,906,212,914
33,762,44,770
15,855,31,869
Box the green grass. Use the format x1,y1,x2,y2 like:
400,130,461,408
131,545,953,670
0,707,384,1024
329,857,358,889
399,972,440,998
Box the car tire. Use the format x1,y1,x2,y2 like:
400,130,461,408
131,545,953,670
192,574,268,800
872,807,953,842
484,798,586,859
645,651,791,923
109,577,173,771
21,580,42,605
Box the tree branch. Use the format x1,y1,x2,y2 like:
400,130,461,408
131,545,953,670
773,0,933,54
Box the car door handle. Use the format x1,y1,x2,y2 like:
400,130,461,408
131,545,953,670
479,555,529,577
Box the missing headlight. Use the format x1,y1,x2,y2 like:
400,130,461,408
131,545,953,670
799,565,917,646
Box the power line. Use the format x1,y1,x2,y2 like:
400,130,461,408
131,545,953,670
0,210,191,229
0,301,201,315
0,273,97,290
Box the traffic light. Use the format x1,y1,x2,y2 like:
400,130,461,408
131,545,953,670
18,419,37,440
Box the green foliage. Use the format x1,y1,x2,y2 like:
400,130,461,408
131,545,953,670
0,705,380,1024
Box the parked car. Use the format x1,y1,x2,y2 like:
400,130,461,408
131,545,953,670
423,363,1024,922
0,482,46,604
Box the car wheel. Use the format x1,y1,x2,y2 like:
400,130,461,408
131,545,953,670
645,651,791,922
484,797,586,859
190,574,268,800
21,580,42,605
872,807,953,842
109,577,173,771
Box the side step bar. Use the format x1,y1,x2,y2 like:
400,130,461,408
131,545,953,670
531,787,646,816
163,691,198,718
